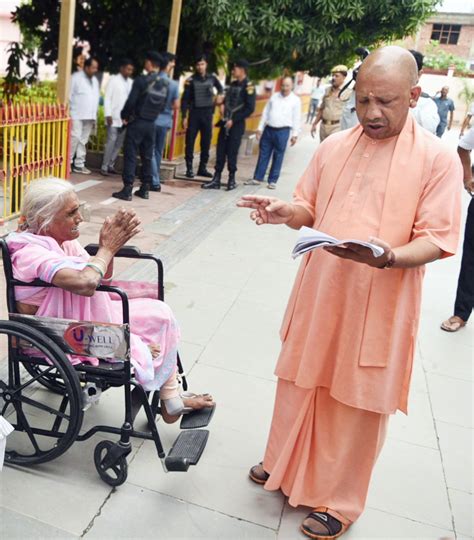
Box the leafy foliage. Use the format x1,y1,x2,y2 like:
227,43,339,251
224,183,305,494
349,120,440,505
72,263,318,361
11,0,441,79
458,79,474,112
1,42,38,101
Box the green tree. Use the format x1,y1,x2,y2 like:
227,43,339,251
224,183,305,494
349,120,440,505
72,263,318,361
12,0,441,79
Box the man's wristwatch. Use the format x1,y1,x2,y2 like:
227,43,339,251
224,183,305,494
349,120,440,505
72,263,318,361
378,250,396,269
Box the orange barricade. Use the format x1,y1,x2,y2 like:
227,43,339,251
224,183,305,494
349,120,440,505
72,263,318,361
0,102,70,220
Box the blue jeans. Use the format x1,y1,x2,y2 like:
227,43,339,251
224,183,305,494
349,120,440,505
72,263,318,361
436,121,447,138
151,125,170,187
253,126,291,184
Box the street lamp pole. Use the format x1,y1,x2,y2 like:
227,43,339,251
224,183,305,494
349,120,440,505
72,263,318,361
57,0,76,104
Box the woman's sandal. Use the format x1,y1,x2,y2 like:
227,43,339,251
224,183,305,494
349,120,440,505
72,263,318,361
300,507,348,539
440,316,466,333
248,462,270,485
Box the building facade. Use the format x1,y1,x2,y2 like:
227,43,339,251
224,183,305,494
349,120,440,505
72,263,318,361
403,9,474,71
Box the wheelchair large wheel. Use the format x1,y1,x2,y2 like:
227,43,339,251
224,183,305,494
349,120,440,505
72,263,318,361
0,320,84,466
21,358,67,395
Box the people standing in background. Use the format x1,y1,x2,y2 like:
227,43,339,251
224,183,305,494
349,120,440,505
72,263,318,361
181,55,224,179
311,65,349,142
433,86,455,138
201,59,256,192
408,50,439,135
69,57,100,174
149,52,180,192
112,51,165,201
100,59,134,176
306,79,324,124
340,88,358,131
441,127,474,332
245,76,300,189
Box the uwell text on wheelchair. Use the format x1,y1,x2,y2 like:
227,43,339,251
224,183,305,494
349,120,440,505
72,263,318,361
0,183,214,487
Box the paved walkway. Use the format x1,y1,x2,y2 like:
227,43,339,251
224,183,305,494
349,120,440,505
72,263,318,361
1,127,472,539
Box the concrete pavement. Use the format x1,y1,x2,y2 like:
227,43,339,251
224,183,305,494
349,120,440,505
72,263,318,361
1,126,472,539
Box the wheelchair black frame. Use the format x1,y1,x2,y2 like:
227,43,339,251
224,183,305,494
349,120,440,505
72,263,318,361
0,239,187,472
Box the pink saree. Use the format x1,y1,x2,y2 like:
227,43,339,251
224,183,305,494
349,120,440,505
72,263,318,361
6,232,179,391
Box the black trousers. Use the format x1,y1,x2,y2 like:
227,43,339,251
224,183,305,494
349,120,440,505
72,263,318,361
454,197,474,322
185,108,214,167
122,118,156,187
215,121,245,174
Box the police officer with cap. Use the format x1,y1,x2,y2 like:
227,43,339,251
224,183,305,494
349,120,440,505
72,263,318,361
202,59,256,191
181,55,224,179
311,65,349,142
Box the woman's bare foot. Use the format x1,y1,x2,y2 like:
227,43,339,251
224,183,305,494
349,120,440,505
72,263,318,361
182,392,214,411
161,393,215,424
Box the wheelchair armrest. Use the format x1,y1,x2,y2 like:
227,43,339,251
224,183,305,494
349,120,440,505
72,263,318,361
10,279,131,325
84,244,143,258
84,244,164,301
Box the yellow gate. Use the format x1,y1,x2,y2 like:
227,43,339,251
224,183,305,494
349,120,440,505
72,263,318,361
0,103,70,221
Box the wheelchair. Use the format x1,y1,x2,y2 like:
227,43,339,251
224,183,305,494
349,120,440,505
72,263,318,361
0,239,214,486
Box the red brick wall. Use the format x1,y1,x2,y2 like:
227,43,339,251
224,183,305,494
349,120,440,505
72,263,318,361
401,22,473,61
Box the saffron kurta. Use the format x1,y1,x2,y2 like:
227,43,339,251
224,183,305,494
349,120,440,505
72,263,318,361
276,116,462,414
260,116,462,519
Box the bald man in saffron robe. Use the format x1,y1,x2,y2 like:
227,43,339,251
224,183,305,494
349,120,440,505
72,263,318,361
237,46,462,539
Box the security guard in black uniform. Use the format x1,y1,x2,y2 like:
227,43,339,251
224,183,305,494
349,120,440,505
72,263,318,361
202,59,256,191
181,55,224,178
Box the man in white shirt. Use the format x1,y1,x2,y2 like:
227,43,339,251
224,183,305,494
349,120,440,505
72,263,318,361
306,79,325,123
69,57,100,174
409,50,439,134
100,59,134,176
245,76,300,189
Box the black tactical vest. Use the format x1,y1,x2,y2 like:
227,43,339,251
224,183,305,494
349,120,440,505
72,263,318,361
193,77,214,108
225,83,243,116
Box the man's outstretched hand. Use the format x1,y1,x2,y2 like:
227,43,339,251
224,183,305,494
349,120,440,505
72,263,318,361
236,195,295,225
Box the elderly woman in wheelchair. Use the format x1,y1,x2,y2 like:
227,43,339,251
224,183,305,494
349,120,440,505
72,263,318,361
7,178,214,421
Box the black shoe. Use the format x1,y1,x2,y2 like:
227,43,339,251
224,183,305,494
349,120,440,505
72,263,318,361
134,186,150,199
150,185,161,192
112,187,132,201
226,173,237,191
99,169,109,177
185,168,195,179
201,173,221,190
197,167,213,178
108,167,120,175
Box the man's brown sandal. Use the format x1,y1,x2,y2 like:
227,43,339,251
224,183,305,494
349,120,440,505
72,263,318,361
300,507,348,539
440,316,466,333
248,462,270,484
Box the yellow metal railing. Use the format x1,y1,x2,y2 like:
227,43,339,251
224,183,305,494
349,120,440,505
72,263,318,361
0,103,70,220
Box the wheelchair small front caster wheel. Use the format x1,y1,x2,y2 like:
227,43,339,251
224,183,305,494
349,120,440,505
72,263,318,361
94,440,128,487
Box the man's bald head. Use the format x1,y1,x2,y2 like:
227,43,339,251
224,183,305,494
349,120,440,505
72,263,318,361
355,46,421,140
280,76,294,96
358,46,419,88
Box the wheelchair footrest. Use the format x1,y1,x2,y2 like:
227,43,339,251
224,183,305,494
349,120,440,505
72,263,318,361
165,429,209,471
180,405,216,430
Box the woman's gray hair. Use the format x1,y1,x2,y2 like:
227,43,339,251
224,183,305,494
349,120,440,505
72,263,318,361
21,177,76,234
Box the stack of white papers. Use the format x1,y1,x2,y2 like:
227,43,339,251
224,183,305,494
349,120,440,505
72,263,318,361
292,227,384,259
